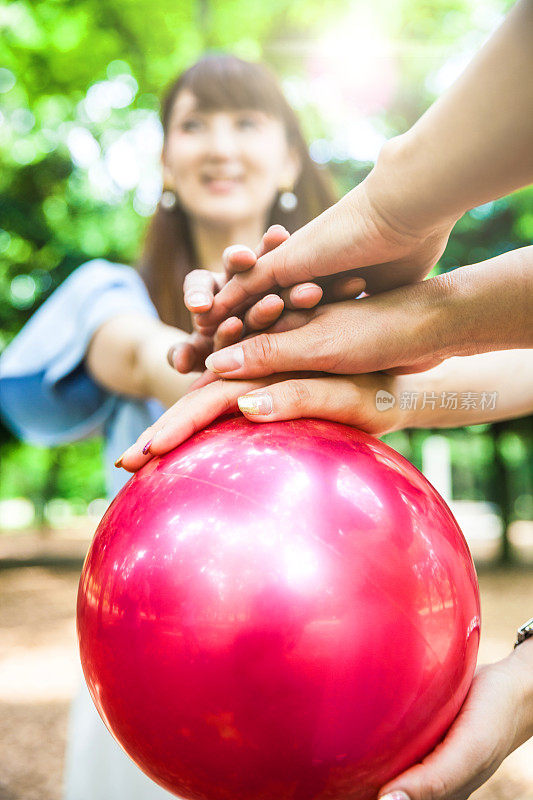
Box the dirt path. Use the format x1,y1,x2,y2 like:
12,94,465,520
0,565,532,800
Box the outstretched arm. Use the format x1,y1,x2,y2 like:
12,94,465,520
86,315,197,409
201,247,533,382
385,0,533,230
197,0,533,328
116,348,533,471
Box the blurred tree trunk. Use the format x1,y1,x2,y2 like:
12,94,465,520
33,449,61,536
491,422,512,564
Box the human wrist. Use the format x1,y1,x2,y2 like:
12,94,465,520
370,132,463,237
385,373,420,430
507,636,533,746
135,325,191,406
430,248,532,359
409,264,493,364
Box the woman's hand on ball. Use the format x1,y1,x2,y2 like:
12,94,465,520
378,642,533,800
116,371,404,472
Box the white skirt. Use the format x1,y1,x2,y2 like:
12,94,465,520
63,679,175,800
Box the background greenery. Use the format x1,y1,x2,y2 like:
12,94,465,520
0,0,531,554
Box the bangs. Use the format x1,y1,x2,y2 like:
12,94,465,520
162,55,291,130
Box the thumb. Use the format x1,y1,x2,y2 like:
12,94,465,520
377,744,481,800
377,690,502,800
377,755,462,800
168,333,213,373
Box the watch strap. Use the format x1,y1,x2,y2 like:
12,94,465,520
515,617,533,648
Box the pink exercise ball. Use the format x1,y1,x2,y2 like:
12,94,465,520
78,416,480,800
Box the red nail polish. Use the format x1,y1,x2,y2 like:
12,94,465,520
142,439,152,455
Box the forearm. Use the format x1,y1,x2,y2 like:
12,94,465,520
404,245,533,372
372,0,533,232
510,636,533,747
394,349,533,429
357,246,532,378
87,314,198,408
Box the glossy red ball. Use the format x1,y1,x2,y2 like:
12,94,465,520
77,417,480,800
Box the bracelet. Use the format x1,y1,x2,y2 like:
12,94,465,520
515,617,533,649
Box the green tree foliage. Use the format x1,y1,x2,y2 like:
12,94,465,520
0,0,531,532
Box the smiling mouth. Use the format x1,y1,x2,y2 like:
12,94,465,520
201,176,243,192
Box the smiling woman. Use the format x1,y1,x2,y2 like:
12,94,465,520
0,53,337,800
138,54,335,330
166,95,298,214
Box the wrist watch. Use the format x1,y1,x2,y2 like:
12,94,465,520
514,617,533,649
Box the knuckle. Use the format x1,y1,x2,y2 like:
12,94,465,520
206,377,230,402
312,317,353,373
310,324,340,370
283,380,312,412
220,387,238,415
244,303,261,331
272,246,291,288
203,380,238,418
422,771,451,800
239,274,261,301
249,333,278,366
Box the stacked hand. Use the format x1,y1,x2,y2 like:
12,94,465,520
171,224,314,375
117,369,401,471
169,222,367,387
191,160,455,334
171,240,532,390
168,160,460,391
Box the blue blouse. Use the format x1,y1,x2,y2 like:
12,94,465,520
0,259,166,497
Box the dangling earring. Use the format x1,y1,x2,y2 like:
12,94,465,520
160,189,177,210
278,184,298,212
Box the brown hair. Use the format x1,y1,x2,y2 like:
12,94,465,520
138,54,337,331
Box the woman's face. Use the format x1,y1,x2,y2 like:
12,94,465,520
161,90,300,227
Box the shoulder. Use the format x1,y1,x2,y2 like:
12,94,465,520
56,258,156,318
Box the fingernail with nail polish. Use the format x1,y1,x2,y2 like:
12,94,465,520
186,292,211,309
114,454,125,468
238,393,273,416
142,439,152,455
206,346,244,373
